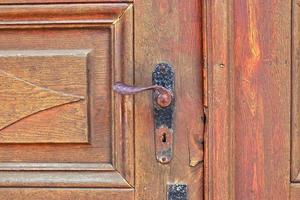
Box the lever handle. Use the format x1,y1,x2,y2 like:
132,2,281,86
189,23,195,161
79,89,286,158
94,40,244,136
113,82,173,108
113,62,175,164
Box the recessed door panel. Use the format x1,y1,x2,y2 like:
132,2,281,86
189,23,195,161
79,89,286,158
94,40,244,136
0,4,134,194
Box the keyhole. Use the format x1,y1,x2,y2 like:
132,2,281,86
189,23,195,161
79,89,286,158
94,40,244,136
162,132,167,143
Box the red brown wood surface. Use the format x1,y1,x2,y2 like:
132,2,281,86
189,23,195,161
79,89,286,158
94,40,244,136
135,0,204,199
0,0,132,4
234,1,291,199
0,3,134,198
0,1,204,199
204,0,234,199
206,0,292,200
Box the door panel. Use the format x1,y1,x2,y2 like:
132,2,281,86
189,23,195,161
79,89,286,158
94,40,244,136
0,3,134,196
0,49,89,144
0,1,204,199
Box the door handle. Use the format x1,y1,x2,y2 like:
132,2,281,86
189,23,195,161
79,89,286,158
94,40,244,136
113,63,175,164
113,82,173,108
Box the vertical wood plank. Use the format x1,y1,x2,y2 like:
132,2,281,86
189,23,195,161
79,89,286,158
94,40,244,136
113,5,134,186
135,0,204,199
234,0,291,199
205,0,234,199
292,0,300,182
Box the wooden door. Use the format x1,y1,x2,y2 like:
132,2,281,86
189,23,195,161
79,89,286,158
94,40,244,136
0,0,204,199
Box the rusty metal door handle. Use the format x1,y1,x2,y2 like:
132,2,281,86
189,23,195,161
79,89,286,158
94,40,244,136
113,82,173,108
113,63,175,164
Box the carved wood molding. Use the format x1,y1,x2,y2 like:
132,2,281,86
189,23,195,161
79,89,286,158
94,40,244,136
0,4,134,188
0,3,130,25
0,0,133,4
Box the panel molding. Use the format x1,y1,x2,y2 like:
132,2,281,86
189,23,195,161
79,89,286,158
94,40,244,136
0,163,132,188
0,171,131,188
0,163,114,171
0,4,134,188
0,3,131,25
0,188,134,200
0,49,89,143
292,0,300,182
0,0,133,4
112,4,134,187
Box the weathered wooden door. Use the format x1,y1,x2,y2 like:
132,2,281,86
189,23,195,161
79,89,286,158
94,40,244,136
0,0,204,199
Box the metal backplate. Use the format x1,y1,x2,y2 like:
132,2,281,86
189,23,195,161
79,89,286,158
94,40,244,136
152,63,175,164
167,184,188,200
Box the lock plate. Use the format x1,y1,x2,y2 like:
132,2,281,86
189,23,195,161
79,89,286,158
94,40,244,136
152,63,175,164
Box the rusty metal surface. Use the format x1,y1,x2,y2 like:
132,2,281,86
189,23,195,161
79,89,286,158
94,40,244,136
167,184,188,200
152,63,175,163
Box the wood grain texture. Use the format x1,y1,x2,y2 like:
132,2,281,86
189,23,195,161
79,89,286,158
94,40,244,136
234,0,291,199
0,188,134,200
204,0,234,199
0,0,132,3
0,1,205,199
135,0,204,199
0,3,134,192
113,5,134,186
0,28,112,163
292,0,300,182
0,163,114,171
291,184,300,200
206,0,292,199
0,171,131,188
0,50,88,143
0,4,130,25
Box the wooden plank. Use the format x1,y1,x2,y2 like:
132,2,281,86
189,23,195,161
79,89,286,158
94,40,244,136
292,0,300,182
233,0,291,199
135,0,204,199
0,0,133,4
113,5,134,186
291,184,300,200
0,4,130,25
0,163,114,171
204,0,234,199
0,188,134,200
0,171,131,188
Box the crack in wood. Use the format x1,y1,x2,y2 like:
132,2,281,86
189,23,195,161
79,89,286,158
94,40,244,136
0,69,85,131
